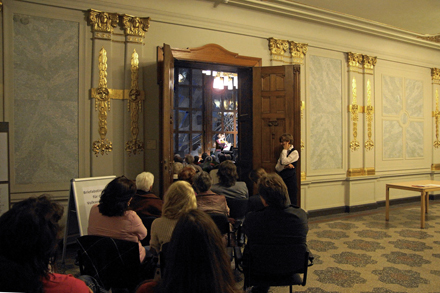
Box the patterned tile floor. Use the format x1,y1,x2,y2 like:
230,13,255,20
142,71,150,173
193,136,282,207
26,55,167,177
57,201,440,293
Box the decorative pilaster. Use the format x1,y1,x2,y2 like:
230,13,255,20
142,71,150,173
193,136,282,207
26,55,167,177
347,52,363,73
268,38,289,63
289,41,308,65
268,38,308,65
363,55,377,75
432,68,440,85
89,9,119,40
364,79,374,151
434,89,440,148
349,77,360,151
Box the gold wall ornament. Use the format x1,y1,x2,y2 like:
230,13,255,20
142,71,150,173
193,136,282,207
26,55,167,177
92,47,113,156
349,77,360,151
89,9,119,33
347,167,375,177
364,79,374,151
289,41,308,65
432,68,440,85
301,101,305,150
125,49,145,156
268,38,289,62
434,89,440,148
122,15,150,37
347,52,363,72
432,163,440,171
362,55,377,75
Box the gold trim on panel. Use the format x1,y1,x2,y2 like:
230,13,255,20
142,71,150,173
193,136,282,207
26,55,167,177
125,49,145,156
301,101,305,150
349,77,360,151
89,9,119,33
432,68,440,85
434,89,440,148
268,38,289,62
301,172,306,181
347,168,375,177
92,47,113,156
365,79,374,151
432,164,440,171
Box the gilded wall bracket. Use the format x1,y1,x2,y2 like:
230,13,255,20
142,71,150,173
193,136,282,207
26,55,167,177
349,77,360,151
92,47,113,156
125,49,145,156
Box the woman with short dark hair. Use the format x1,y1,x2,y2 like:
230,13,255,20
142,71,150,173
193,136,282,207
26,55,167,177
211,160,248,200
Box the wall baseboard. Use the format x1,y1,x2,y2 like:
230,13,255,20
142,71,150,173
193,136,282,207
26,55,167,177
308,195,439,218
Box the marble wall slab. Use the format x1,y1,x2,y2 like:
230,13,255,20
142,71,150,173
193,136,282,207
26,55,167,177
13,14,79,185
309,55,343,170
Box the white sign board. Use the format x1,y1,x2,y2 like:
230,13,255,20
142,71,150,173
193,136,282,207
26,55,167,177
70,176,116,236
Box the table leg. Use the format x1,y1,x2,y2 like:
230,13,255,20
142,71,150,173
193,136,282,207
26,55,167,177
421,191,425,229
386,186,390,221
425,191,429,214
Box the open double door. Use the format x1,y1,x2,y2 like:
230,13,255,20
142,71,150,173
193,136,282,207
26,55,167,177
157,44,301,205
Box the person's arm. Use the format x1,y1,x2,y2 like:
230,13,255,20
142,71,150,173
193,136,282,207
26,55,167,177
149,220,159,255
132,212,148,240
279,148,299,166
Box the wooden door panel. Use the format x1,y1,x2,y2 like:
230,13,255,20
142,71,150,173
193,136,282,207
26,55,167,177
253,65,301,205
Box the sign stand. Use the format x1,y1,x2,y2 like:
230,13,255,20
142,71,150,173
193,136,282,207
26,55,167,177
61,175,116,266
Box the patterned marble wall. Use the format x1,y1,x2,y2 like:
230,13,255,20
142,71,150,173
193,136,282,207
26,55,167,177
309,55,343,170
13,14,79,185
382,75,424,160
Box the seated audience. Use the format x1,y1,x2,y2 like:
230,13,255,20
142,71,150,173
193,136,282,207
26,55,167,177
247,167,267,213
88,176,149,263
0,194,92,293
177,166,197,185
194,155,200,165
194,171,229,216
173,154,183,163
184,154,202,173
131,172,163,218
135,209,242,293
211,160,249,200
243,173,309,293
201,155,215,172
149,181,197,255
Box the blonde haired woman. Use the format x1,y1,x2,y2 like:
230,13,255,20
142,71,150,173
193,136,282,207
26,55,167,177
149,181,197,255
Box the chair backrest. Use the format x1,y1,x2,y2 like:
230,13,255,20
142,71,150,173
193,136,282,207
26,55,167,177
76,235,140,291
137,214,157,246
248,243,309,276
226,197,249,220
207,212,230,235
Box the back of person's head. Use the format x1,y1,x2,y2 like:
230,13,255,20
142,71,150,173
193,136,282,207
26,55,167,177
258,173,289,209
0,194,63,293
99,176,136,217
193,171,212,193
173,162,183,175
217,160,238,187
173,154,184,163
184,154,194,165
279,133,294,144
218,153,227,163
159,209,238,293
249,167,267,184
178,166,196,185
201,152,208,161
162,181,197,220
136,172,154,192
194,155,199,163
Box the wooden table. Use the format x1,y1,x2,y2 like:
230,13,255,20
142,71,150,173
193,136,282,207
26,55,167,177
386,180,440,228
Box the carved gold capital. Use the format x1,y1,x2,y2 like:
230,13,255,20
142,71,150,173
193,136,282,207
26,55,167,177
363,55,377,75
347,52,363,72
268,38,289,62
89,9,119,33
432,68,440,84
289,41,308,65
122,15,150,37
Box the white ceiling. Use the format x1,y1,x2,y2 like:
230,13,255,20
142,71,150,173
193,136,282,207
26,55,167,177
290,0,440,35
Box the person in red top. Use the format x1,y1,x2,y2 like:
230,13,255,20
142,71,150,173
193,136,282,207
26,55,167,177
0,194,92,293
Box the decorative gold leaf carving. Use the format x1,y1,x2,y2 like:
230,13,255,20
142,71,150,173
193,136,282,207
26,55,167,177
347,52,363,72
268,38,289,62
289,41,308,64
350,77,360,151
432,68,440,84
125,49,144,156
121,15,150,37
92,47,113,156
365,79,374,151
434,89,440,148
418,35,440,43
89,9,119,33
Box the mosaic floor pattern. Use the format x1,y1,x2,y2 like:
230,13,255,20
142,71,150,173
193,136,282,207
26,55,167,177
57,202,440,293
